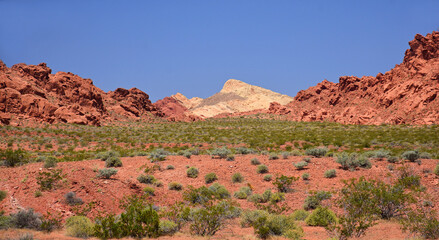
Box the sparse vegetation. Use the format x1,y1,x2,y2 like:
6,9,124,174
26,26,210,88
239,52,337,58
231,172,244,183
97,168,118,179
204,172,218,184
324,169,336,178
257,165,269,174
305,147,327,158
64,192,83,206
187,167,199,178
168,182,183,191
251,158,261,165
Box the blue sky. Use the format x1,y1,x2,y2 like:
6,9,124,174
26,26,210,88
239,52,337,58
1,1,438,102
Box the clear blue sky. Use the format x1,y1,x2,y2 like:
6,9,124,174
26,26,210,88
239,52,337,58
1,1,438,102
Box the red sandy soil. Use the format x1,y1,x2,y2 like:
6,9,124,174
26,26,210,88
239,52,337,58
1,154,438,239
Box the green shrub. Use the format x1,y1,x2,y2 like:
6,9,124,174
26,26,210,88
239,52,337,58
166,165,175,170
257,165,269,174
1,149,29,167
234,186,252,199
250,212,303,239
149,148,170,162
290,150,302,156
240,209,269,227
183,151,192,159
97,168,118,179
189,200,240,236
434,163,439,176
208,183,230,199
153,180,163,187
117,195,160,238
305,147,327,158
400,206,439,239
36,169,65,191
251,158,261,165
401,151,420,162
64,192,83,206
204,173,218,184
303,157,311,163
324,169,336,178
159,220,178,235
336,152,371,171
367,149,391,159
302,173,310,180
248,194,264,203
291,209,309,221
281,152,290,159
105,156,122,168
168,182,183,191
65,216,94,238
34,190,42,198
305,207,337,227
137,174,156,184
263,174,272,181
43,156,57,168
143,186,155,196
96,150,119,161
303,191,332,210
269,192,285,203
419,152,432,159
186,167,199,178
226,155,235,161
10,208,42,229
293,161,308,170
236,147,256,155
210,147,232,159
387,156,399,163
0,190,6,202
40,211,62,233
273,175,297,193
231,172,244,183
268,153,279,160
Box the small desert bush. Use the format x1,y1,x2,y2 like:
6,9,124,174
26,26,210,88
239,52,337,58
257,165,269,174
249,211,304,239
231,172,244,183
294,161,308,170
226,154,235,161
302,173,310,180
305,147,327,158
10,208,42,229
65,216,94,238
143,186,155,196
159,220,178,235
149,148,170,162
43,156,57,168
166,165,175,170
210,147,232,159
263,174,272,181
0,190,6,202
281,152,290,159
273,175,297,193
168,182,183,191
204,172,218,184
64,192,83,206
105,156,122,168
324,169,336,178
1,149,29,167
96,150,119,161
97,168,118,179
186,167,199,178
268,153,279,160
303,191,332,210
251,158,261,165
137,174,156,184
335,152,371,171
234,186,252,199
387,156,399,163
434,163,439,176
291,209,309,221
401,150,420,162
236,147,256,155
36,169,65,191
305,207,337,227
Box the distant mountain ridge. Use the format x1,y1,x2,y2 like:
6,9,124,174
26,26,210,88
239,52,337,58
164,79,294,118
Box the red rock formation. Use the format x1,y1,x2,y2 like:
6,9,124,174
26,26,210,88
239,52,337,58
153,97,201,121
0,60,164,125
268,31,439,125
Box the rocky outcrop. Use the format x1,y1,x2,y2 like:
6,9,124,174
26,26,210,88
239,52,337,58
268,31,439,125
0,60,163,125
153,97,201,122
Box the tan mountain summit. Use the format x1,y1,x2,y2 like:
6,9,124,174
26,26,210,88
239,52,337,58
172,79,294,118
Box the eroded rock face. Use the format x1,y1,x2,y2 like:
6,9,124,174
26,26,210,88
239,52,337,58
269,31,439,125
153,97,200,122
0,60,163,125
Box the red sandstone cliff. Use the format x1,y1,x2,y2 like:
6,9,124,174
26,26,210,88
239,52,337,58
269,31,439,125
